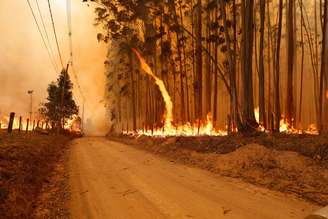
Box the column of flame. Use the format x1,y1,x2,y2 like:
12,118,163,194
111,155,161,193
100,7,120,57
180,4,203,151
132,48,174,132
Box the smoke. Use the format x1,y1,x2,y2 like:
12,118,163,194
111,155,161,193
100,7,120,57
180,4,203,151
0,0,109,135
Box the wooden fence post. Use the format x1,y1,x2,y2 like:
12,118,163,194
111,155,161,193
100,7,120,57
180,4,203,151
26,119,29,133
7,112,15,134
18,116,22,133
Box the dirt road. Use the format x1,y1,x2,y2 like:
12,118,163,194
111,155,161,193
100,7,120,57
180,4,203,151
69,137,319,219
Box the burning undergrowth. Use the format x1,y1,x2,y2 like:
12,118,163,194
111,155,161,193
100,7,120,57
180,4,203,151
119,49,319,137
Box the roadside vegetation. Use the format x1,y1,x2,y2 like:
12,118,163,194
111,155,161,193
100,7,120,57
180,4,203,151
0,131,72,218
0,70,80,218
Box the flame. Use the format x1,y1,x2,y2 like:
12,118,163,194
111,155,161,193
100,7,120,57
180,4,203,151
254,107,265,131
0,115,34,131
326,90,328,99
0,113,81,132
132,49,173,131
64,115,81,132
132,49,225,136
124,112,227,137
130,49,317,137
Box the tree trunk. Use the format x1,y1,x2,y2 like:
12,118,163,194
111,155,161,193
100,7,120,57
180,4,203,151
241,0,257,131
319,0,328,133
274,0,283,132
128,52,137,131
298,0,304,126
259,0,266,128
213,5,219,124
219,0,240,132
286,0,295,127
205,0,211,115
196,0,203,120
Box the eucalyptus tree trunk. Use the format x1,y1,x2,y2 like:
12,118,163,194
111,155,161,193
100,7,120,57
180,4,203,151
179,2,190,121
240,0,257,131
274,0,283,132
191,0,196,120
298,0,305,126
205,0,211,115
259,0,266,128
286,0,295,127
213,5,218,124
319,0,328,133
266,0,273,129
219,0,240,132
128,52,136,131
171,1,186,123
196,0,203,120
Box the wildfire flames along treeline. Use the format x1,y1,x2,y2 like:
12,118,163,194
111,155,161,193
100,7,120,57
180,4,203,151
90,0,328,136
0,114,81,132
127,49,318,136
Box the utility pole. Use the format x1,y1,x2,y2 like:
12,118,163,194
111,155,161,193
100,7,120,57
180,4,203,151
58,64,70,134
27,90,34,124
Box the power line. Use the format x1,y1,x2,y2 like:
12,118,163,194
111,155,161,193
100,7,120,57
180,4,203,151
25,0,58,73
66,0,73,58
66,0,85,132
47,0,64,69
34,0,59,71
66,0,85,101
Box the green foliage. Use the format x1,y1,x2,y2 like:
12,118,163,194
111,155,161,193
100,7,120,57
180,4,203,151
39,69,78,128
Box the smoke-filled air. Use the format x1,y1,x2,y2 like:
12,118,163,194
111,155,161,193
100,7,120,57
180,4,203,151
1,1,328,218
0,0,108,135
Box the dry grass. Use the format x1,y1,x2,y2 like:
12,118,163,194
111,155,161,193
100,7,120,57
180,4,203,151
0,131,72,218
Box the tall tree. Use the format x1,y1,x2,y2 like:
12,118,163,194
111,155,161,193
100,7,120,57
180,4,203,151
298,0,305,126
259,0,266,128
274,0,283,132
286,0,295,127
196,0,203,120
39,69,78,130
319,0,328,133
219,0,240,131
240,0,257,131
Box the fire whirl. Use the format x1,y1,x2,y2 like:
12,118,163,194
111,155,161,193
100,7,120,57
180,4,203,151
131,49,225,137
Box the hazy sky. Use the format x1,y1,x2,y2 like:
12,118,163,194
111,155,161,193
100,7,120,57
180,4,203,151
0,0,109,134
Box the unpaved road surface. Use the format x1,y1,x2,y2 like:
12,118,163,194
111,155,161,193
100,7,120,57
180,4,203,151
69,137,319,219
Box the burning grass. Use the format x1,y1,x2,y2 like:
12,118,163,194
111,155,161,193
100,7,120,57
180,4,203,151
0,131,73,218
109,133,328,206
127,49,318,137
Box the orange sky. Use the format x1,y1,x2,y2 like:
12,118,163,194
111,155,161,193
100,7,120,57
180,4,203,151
0,0,109,134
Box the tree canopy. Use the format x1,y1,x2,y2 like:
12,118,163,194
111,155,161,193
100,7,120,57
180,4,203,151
39,69,78,129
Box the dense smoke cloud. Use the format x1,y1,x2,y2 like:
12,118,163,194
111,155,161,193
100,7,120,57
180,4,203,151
0,0,109,135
